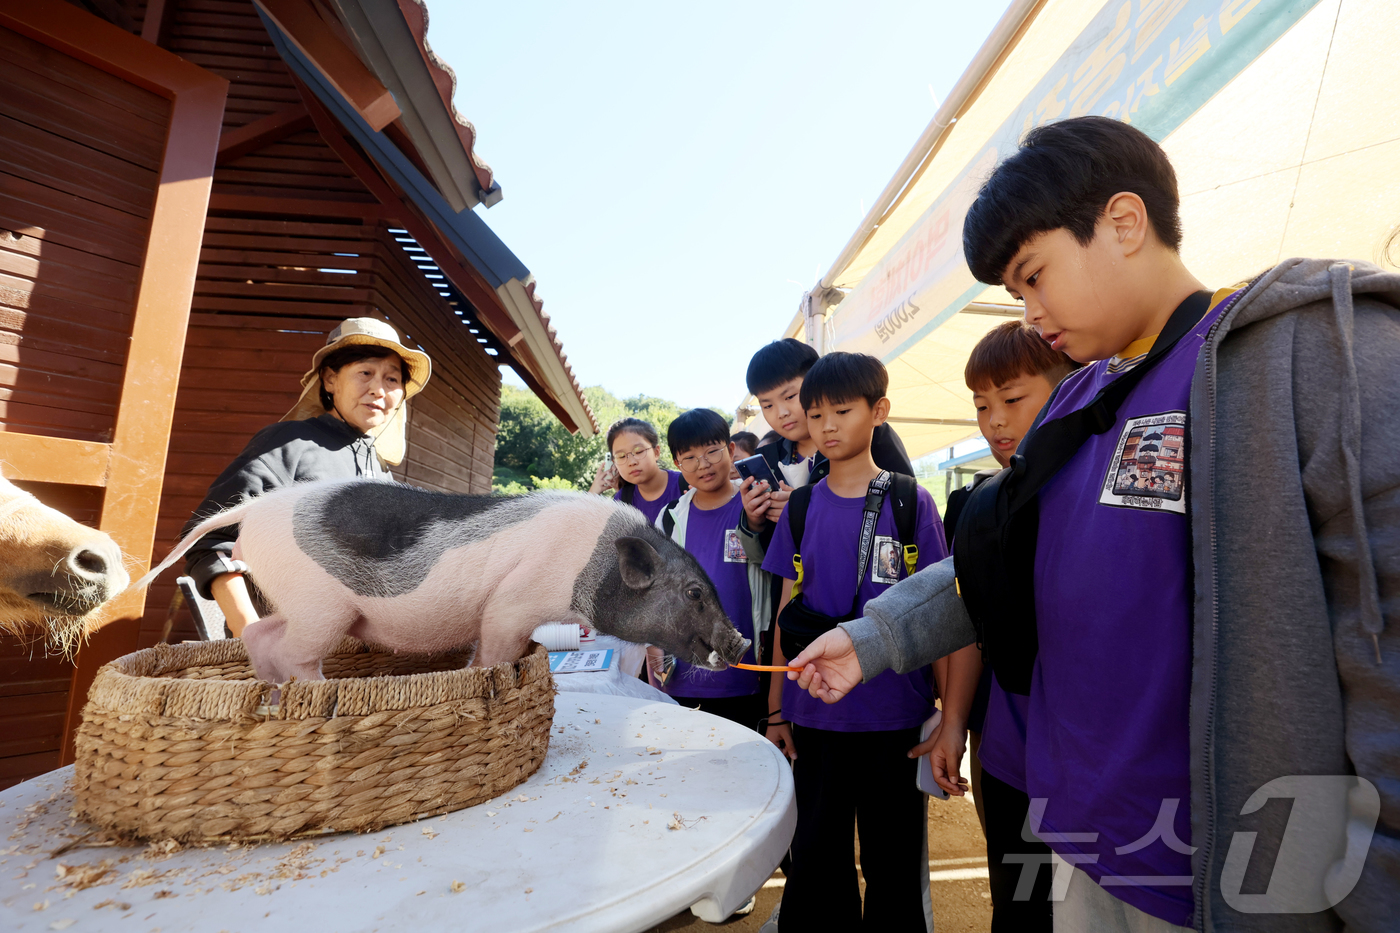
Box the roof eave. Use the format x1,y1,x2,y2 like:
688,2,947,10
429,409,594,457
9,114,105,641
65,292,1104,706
325,0,498,212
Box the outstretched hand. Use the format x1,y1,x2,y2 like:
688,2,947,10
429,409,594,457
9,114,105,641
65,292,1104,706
787,628,864,703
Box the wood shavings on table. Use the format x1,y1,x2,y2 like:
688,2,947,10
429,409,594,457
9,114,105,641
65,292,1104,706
53,860,116,893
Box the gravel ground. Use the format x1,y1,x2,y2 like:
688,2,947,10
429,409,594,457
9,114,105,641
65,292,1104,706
648,788,992,932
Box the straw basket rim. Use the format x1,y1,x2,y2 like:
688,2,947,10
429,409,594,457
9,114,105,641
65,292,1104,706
73,638,555,843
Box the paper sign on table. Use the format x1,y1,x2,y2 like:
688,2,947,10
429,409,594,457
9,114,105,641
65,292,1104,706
549,649,613,674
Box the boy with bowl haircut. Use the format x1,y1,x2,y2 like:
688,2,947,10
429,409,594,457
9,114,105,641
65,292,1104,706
759,351,953,931
652,409,772,726
786,116,1400,933
931,320,1078,933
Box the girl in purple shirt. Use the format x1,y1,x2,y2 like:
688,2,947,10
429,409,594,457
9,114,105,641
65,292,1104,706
587,417,684,526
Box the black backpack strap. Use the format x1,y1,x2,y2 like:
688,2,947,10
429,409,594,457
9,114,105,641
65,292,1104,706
677,473,690,494
890,472,919,579
786,483,814,596
660,500,679,538
619,483,635,505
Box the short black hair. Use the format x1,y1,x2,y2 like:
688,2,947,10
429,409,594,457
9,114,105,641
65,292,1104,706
730,431,758,456
799,352,888,410
962,116,1183,286
667,408,731,459
746,338,819,395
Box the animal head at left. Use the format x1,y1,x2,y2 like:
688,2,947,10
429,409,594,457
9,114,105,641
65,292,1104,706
0,475,128,653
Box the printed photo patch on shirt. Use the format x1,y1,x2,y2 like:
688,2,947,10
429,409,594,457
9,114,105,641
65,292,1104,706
871,535,903,585
723,528,747,563
1099,411,1187,513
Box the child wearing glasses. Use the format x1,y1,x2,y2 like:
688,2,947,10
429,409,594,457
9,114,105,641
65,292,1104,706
588,416,684,526
649,409,773,726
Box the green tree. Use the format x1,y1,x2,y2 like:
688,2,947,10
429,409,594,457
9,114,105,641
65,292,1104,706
491,385,730,492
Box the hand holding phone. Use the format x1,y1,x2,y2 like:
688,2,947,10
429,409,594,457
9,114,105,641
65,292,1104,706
735,454,780,490
739,476,772,530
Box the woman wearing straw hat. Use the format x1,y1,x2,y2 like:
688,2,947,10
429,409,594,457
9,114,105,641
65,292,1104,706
180,318,431,637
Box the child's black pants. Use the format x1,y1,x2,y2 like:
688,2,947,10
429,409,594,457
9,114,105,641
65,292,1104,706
980,766,1053,931
780,724,930,932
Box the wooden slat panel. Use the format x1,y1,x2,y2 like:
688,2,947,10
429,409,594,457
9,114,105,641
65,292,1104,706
0,46,167,170
0,22,166,124
0,113,159,218
0,21,162,447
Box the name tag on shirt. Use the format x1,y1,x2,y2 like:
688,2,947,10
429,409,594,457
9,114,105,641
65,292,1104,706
724,528,747,563
1099,411,1187,514
872,535,903,585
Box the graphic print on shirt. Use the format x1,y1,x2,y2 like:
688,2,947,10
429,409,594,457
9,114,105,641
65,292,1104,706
871,535,903,585
1099,411,1187,513
723,528,746,563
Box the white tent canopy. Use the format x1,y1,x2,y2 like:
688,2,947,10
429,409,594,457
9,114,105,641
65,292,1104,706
755,0,1400,462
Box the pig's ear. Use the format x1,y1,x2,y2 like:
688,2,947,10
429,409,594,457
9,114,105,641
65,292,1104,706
615,536,659,590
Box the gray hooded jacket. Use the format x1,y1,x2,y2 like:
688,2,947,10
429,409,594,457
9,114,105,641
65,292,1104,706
838,259,1399,931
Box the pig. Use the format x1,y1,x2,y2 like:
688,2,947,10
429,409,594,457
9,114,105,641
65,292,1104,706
0,474,128,655
137,479,750,684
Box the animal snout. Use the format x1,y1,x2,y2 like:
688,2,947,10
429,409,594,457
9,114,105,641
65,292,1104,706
59,539,127,607
711,622,750,666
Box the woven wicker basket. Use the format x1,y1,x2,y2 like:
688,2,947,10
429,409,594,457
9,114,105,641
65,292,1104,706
72,638,554,843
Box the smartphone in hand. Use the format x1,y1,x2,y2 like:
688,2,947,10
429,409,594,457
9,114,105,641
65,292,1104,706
735,454,780,491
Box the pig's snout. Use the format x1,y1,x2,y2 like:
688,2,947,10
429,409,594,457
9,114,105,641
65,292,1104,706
694,622,749,671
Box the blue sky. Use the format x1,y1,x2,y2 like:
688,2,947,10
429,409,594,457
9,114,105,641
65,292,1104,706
430,1,1009,413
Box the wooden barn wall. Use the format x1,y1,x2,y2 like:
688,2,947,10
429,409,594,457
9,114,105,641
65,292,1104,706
164,0,300,134
0,21,170,787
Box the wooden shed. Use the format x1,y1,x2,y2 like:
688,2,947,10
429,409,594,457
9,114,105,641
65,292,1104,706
0,0,596,788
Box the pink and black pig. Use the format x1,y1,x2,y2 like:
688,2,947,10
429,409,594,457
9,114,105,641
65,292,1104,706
138,480,750,684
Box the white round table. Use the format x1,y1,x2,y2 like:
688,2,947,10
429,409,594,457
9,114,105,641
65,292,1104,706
0,694,794,933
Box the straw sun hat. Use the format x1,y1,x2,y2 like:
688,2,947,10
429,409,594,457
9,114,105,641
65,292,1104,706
281,318,432,465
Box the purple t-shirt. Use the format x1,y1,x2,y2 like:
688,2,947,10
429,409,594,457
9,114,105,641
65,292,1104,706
975,673,1031,791
615,470,683,526
1026,297,1231,926
763,477,947,732
662,494,760,698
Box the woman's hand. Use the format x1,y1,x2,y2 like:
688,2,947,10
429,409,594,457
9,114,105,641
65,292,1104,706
765,481,793,525
765,720,797,761
587,460,618,495
789,627,864,703
740,476,770,531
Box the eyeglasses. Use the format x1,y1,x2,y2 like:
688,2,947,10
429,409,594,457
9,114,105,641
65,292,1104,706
610,446,657,464
676,446,727,473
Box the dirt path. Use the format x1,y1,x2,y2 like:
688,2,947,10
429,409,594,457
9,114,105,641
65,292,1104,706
649,790,992,932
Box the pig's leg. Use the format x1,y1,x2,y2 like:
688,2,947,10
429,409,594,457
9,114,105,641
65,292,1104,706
242,610,346,683
243,613,295,684
473,601,533,668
